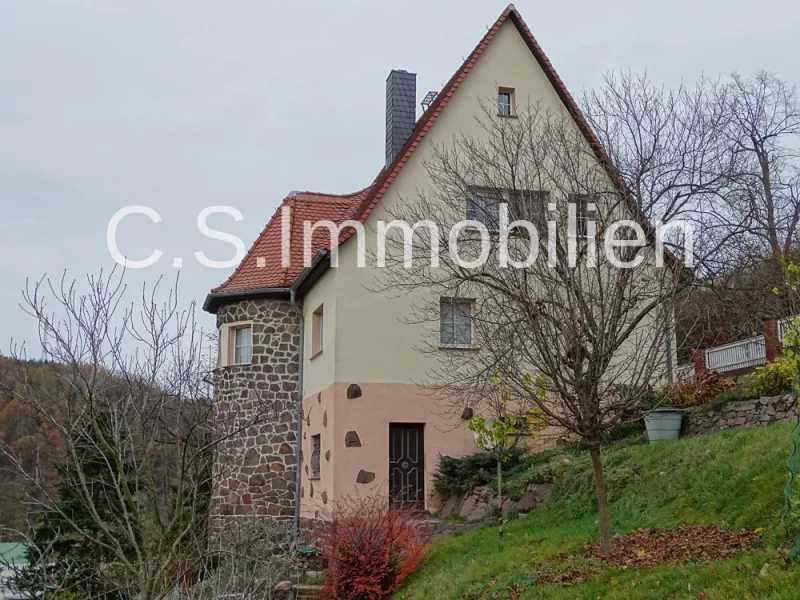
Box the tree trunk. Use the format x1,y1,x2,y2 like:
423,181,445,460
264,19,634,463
588,442,613,554
497,457,504,536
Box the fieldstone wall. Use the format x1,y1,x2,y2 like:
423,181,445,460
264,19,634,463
682,394,798,438
435,483,554,521
209,299,301,532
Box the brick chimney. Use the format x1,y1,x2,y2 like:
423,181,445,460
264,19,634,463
385,70,417,165
763,317,780,362
691,347,706,377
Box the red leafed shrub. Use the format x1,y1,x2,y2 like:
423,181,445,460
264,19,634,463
315,495,425,600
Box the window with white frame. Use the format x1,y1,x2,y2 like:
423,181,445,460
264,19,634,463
466,188,549,230
311,304,324,357
219,322,253,367
440,299,473,347
310,435,321,479
508,190,550,226
233,325,253,365
466,189,502,229
498,88,515,116
570,194,595,238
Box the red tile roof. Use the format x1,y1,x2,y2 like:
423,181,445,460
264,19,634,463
208,4,643,302
210,188,371,293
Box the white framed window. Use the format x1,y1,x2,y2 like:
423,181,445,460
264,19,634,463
466,189,502,230
233,325,253,365
311,304,324,358
498,88,515,116
440,299,473,347
466,188,549,231
310,434,321,479
219,321,253,367
570,194,596,238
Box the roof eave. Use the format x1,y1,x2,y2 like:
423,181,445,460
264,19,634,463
203,287,292,314
203,250,332,314
290,250,331,299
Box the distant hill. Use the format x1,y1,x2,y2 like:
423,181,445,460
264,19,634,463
0,357,62,540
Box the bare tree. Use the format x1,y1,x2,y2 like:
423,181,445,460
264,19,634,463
374,102,697,553
1,270,280,600
582,71,744,276
585,71,800,357
193,518,296,600
721,71,800,257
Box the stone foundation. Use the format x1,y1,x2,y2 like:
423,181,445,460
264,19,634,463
681,394,798,438
210,299,301,532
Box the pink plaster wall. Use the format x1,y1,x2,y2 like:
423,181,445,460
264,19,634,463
299,382,479,518
299,385,337,519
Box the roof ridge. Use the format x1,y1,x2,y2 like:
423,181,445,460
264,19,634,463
337,6,515,244
207,5,663,306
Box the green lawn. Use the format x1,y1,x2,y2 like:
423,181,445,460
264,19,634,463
395,423,800,599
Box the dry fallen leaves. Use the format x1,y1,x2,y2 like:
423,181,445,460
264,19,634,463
583,524,762,569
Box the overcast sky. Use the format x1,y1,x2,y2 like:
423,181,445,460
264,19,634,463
1,0,798,354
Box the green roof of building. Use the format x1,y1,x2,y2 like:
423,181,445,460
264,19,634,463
0,543,28,565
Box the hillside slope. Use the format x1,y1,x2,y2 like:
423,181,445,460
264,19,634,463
397,423,800,600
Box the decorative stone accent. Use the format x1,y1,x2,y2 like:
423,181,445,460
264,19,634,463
325,450,330,461
356,470,375,484
317,392,321,403
310,482,314,498
346,384,362,399
436,483,554,521
209,299,301,533
323,410,327,428
682,394,798,438
461,407,474,420
321,491,328,504
344,431,361,447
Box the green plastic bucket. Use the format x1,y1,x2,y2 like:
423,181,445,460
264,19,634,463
644,408,685,442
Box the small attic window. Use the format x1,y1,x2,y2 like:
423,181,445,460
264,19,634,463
498,88,515,117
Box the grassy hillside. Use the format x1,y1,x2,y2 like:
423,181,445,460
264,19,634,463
397,423,800,599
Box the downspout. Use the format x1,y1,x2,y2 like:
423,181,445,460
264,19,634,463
665,319,674,385
291,288,305,543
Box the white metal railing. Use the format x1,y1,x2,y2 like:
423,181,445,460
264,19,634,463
705,335,766,372
779,315,800,343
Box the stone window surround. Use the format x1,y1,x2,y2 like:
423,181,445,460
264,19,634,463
311,304,324,359
439,297,476,349
498,86,516,117
218,320,254,367
310,434,321,480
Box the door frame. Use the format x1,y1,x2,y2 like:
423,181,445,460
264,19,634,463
388,422,425,510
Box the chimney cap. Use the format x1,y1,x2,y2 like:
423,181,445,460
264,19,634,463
386,68,416,79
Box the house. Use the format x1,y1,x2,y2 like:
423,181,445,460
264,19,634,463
203,4,664,532
0,543,27,600
685,316,793,380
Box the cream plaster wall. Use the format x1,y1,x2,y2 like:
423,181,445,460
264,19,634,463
333,20,604,386
297,20,675,513
302,266,337,398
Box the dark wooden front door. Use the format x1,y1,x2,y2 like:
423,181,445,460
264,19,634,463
389,424,425,510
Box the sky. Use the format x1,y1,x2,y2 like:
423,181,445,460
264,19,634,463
1,0,799,354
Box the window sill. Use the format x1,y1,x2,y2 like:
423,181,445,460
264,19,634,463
308,476,321,481
310,349,323,361
497,113,518,119
439,344,480,351
217,361,252,369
